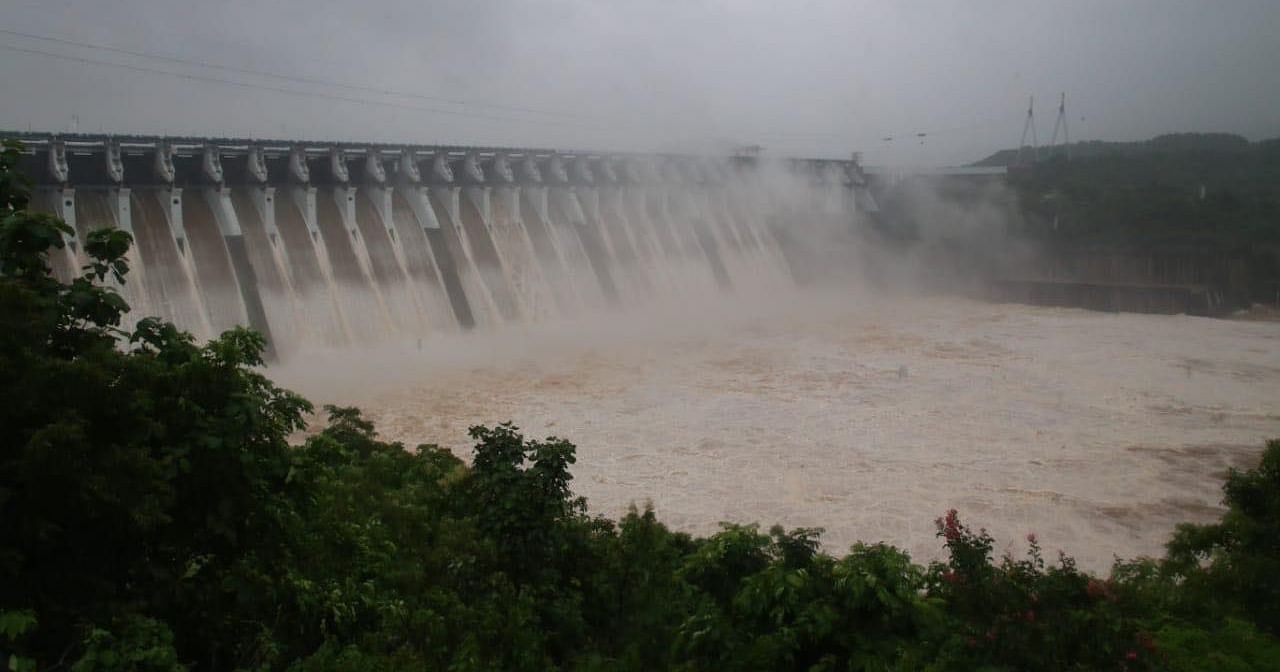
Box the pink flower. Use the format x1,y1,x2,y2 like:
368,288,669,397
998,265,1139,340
1125,650,1138,661
1026,532,1038,544
937,509,962,541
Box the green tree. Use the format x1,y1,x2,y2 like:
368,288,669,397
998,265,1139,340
1164,439,1280,634
0,138,310,670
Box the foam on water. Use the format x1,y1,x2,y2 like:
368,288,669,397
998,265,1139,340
273,291,1280,572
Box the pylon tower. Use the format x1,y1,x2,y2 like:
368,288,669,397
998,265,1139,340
1050,92,1070,159
1016,96,1038,165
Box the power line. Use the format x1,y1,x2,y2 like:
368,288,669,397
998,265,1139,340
751,130,846,139
0,27,593,120
0,34,867,151
0,42,622,130
878,116,1015,144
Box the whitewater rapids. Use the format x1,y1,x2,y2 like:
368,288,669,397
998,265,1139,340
273,291,1280,571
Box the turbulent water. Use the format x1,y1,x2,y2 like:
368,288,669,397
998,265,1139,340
48,170,1280,571
56,175,807,355
274,291,1280,571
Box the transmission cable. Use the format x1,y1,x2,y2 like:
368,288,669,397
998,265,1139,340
0,27,595,121
0,42,623,130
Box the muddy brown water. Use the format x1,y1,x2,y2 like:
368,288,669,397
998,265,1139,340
272,291,1280,571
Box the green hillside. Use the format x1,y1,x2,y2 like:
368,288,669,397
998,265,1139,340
975,133,1280,301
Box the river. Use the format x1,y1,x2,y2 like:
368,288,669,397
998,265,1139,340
273,289,1280,571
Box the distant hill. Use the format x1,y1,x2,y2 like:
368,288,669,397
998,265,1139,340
978,131,1280,303
971,132,1269,168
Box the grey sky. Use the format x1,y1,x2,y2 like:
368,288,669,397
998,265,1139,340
1,0,1277,165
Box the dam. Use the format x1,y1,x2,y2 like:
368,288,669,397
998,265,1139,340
8,133,871,357
8,132,1280,571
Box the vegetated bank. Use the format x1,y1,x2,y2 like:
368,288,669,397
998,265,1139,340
3,138,1280,671
880,133,1280,316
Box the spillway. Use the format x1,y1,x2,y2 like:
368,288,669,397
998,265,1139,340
11,133,873,358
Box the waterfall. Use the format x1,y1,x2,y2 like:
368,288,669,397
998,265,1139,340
181,189,250,334
548,188,611,310
519,186,582,316
352,189,435,336
314,188,394,342
273,189,351,347
427,187,501,328
129,189,213,340
28,190,79,283
230,188,311,351
594,187,652,299
387,189,459,331
459,187,522,321
488,186,559,321
75,189,152,327
23,137,863,360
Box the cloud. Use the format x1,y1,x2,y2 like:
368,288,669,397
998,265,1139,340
1,0,1278,165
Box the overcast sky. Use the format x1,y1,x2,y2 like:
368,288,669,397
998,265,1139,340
1,0,1277,166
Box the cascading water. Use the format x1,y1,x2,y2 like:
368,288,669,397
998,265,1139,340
27,190,78,283
17,136,864,359
428,187,501,328
314,188,394,342
459,187,522,321
129,189,213,340
489,186,558,321
564,190,622,306
182,190,250,334
230,189,310,350
272,188,351,347
591,187,651,299
518,186,582,316
387,189,458,331
75,189,152,325
621,187,680,295
352,189,435,336
547,187,612,310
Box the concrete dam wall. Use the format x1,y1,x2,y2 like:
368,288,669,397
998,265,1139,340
991,252,1254,317
12,134,870,358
